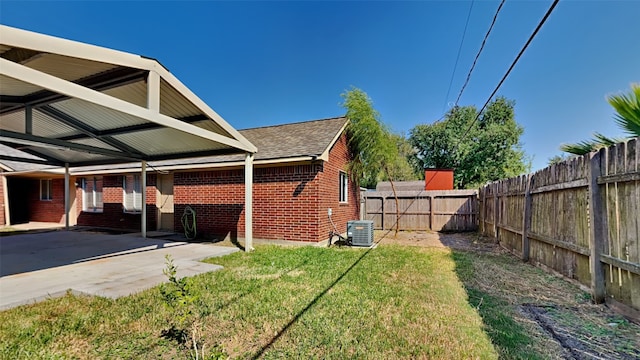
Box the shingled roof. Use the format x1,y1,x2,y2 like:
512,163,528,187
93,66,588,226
240,116,348,161
19,116,350,174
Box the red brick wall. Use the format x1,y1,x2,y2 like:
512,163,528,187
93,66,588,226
28,178,66,223
173,132,358,243
0,175,5,226
253,165,320,242
318,133,360,240
174,170,244,240
174,165,321,242
77,174,157,231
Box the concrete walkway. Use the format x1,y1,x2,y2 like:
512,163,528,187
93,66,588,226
0,231,239,310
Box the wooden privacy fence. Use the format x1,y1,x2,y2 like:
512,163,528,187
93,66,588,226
363,190,477,232
479,138,639,313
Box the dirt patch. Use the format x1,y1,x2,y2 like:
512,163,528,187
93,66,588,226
374,229,498,252
377,230,640,360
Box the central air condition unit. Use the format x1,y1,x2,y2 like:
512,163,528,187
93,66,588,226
347,220,374,247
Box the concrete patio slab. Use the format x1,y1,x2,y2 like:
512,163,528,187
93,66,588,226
0,231,239,310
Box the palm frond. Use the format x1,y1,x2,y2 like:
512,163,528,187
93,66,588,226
560,140,600,155
593,132,625,146
607,83,640,137
562,84,640,156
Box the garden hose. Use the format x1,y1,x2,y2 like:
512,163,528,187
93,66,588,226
181,205,197,240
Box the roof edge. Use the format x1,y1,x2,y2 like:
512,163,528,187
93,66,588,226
239,116,347,131
317,118,349,161
0,25,158,71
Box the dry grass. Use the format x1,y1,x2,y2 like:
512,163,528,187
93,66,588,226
378,230,640,359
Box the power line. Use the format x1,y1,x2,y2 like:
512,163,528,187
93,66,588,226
442,0,475,113
453,0,506,108
454,0,560,148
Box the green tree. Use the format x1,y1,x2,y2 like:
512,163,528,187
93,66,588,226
340,87,414,188
341,87,413,234
384,133,419,182
409,97,529,189
561,84,640,155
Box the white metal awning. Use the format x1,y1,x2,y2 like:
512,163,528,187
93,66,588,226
0,25,255,250
0,25,256,166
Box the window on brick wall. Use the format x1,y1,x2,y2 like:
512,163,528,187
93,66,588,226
339,171,348,203
123,174,142,213
82,176,103,212
40,179,53,201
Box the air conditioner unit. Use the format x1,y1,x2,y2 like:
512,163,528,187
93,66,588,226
347,220,374,247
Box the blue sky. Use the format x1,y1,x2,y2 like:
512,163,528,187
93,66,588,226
1,1,638,171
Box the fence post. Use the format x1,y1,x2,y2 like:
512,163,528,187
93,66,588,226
589,150,606,304
493,182,500,240
479,187,486,235
429,196,434,231
381,196,385,230
522,174,532,262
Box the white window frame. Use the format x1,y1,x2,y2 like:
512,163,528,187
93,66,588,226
339,171,348,203
40,179,53,201
123,174,142,213
82,176,103,213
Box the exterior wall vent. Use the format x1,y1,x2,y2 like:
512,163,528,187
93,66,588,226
347,220,374,246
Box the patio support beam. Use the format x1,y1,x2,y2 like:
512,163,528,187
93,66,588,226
0,67,147,116
0,154,62,166
2,174,10,226
147,71,160,112
141,160,147,239
245,152,254,252
38,106,145,158
56,114,208,141
64,163,70,230
0,130,143,160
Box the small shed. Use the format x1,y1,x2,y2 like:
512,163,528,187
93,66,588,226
424,169,454,190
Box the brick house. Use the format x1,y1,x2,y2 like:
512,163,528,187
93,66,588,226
1,117,360,243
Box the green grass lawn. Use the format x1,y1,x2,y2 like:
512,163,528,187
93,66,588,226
1,244,499,359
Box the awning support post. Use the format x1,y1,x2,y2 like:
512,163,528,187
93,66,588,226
245,153,254,252
64,162,70,230
141,160,147,239
1,174,9,226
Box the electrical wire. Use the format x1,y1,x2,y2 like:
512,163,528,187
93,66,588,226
453,0,560,149
442,0,475,113
453,0,506,107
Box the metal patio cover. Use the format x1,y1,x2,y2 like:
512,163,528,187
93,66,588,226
0,25,257,166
